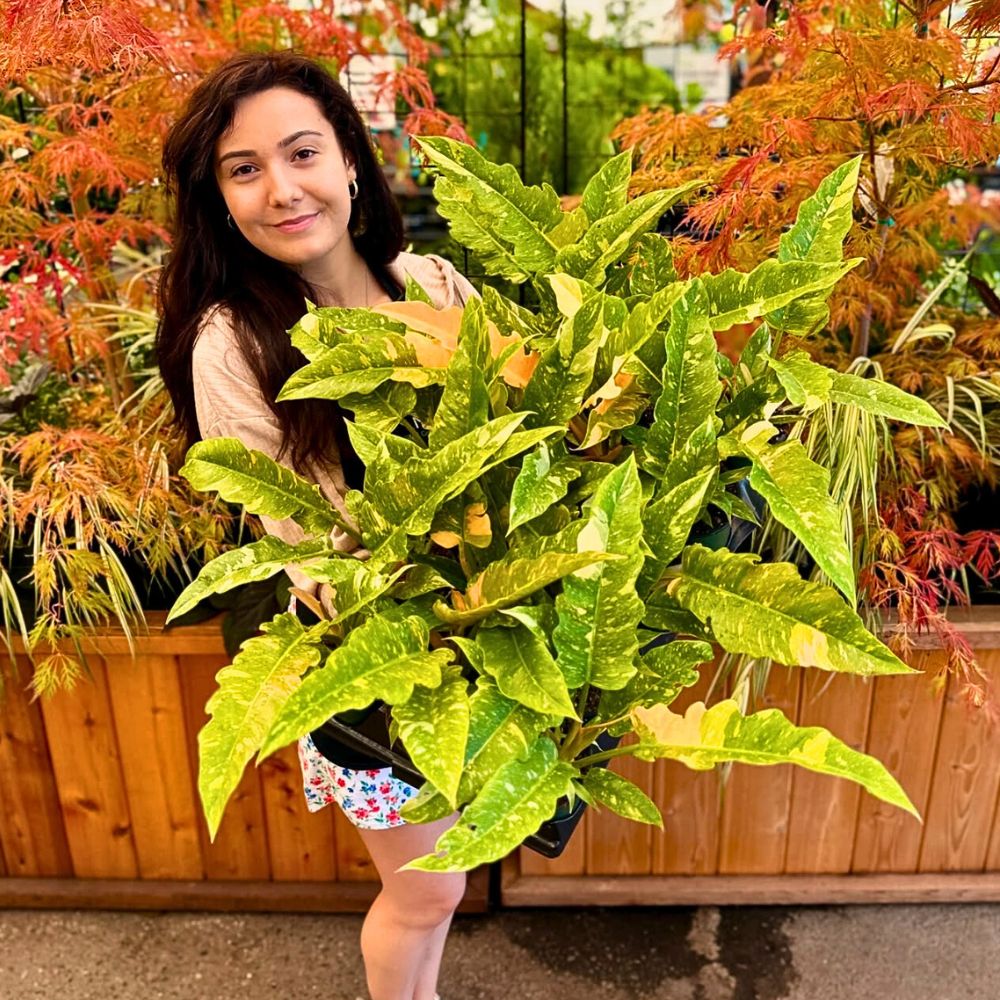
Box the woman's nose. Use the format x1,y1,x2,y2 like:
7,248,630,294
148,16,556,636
266,166,303,207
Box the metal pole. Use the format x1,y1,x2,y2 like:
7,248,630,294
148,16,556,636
561,0,568,194
520,0,527,184
461,12,470,279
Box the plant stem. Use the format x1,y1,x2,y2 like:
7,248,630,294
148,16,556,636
401,418,424,446
571,744,637,769
559,682,592,757
582,712,630,733
329,513,364,545
561,724,594,761
559,721,582,759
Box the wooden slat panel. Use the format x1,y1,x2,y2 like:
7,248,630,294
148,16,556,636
985,778,1000,872
881,606,1000,650
951,649,1000,874
259,744,337,882
585,739,653,875
784,672,874,873
501,871,1000,907
36,658,138,878
0,868,490,913
718,666,801,874
104,653,203,880
0,660,73,876
919,649,1000,872
8,613,227,657
333,807,378,882
851,651,946,873
652,666,720,875
986,651,1000,868
178,655,270,881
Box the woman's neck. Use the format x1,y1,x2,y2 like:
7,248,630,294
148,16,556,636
300,243,389,309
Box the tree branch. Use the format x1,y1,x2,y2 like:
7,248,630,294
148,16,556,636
943,52,1000,94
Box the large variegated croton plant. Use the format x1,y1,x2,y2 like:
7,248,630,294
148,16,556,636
169,141,945,872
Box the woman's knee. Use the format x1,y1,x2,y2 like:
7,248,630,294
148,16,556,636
381,871,466,928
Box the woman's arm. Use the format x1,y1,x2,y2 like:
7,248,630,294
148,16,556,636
191,308,357,612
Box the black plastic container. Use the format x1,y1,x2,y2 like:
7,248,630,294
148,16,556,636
315,709,620,858
525,729,621,858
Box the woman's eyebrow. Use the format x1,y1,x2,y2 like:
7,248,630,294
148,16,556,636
218,129,324,165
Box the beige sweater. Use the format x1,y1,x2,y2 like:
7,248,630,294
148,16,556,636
191,251,477,602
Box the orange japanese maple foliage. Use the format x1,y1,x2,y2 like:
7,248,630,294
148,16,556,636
0,0,463,390
617,0,1000,353
616,1,1000,701
0,0,464,693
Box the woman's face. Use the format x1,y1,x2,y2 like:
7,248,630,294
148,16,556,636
214,86,356,278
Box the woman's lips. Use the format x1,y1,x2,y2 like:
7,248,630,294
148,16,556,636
274,213,318,233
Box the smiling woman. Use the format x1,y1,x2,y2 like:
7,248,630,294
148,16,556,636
154,51,475,1000
215,92,359,288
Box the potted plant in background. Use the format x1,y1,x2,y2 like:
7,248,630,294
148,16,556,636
0,0,464,697
171,140,944,870
614,0,1000,704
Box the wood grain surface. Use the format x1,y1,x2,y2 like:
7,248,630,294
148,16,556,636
0,659,73,877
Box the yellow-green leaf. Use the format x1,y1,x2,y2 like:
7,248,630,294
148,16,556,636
475,624,578,717
403,736,576,872
508,442,581,534
167,537,336,623
433,548,616,626
632,699,918,818
393,665,470,807
726,420,855,601
581,767,662,827
644,279,721,471
180,438,339,537
258,615,452,759
416,136,562,279
199,613,328,839
829,372,947,427
580,150,632,223
400,678,551,823
553,458,644,690
557,181,700,286
700,258,861,332
669,546,917,676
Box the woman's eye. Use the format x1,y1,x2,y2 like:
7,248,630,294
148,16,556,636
231,164,256,178
293,148,317,161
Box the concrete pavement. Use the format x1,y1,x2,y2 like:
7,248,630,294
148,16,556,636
0,903,997,999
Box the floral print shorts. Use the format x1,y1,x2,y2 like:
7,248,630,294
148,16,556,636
296,733,417,830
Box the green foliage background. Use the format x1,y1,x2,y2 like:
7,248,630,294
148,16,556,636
427,0,682,195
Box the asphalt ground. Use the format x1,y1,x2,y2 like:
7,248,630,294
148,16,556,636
1,903,998,999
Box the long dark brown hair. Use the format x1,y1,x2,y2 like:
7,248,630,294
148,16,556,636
156,51,405,487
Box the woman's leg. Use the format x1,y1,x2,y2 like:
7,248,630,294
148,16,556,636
411,906,455,1000
357,812,465,1000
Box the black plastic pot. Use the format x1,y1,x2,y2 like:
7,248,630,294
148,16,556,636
526,729,621,858
316,704,423,786
686,474,766,555
315,708,620,859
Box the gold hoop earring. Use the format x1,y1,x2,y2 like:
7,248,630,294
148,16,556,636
348,179,359,200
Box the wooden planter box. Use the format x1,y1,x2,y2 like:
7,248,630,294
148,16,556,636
503,607,1000,906
2,609,999,910
0,613,487,913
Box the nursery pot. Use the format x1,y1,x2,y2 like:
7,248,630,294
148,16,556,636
689,469,766,554
314,708,620,859
525,729,621,859
314,704,421,785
